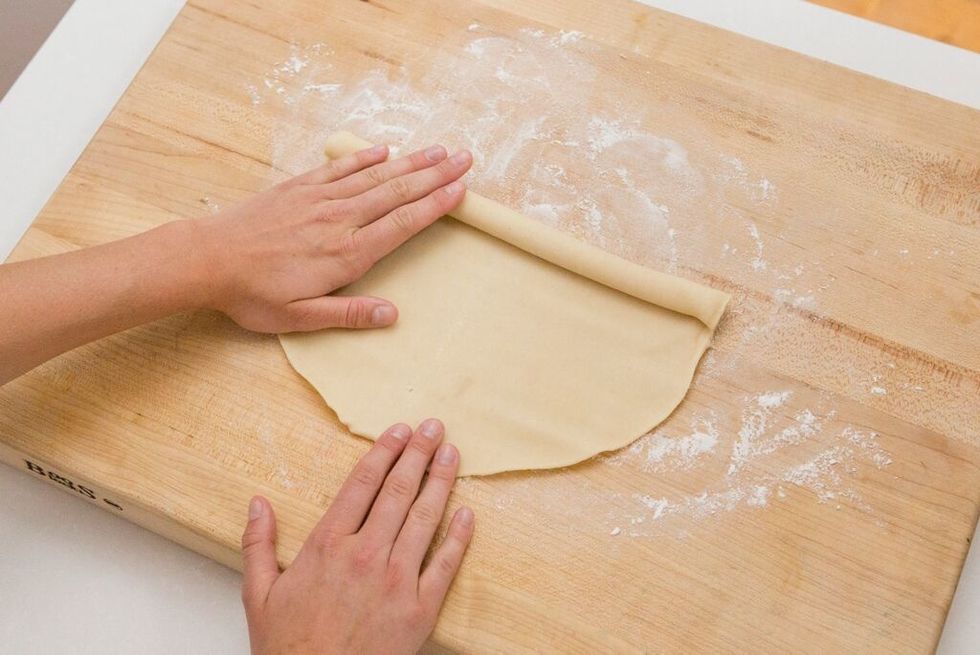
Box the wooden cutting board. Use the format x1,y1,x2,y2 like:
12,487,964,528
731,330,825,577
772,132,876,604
2,0,979,651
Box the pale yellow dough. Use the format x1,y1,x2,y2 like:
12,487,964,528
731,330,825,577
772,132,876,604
280,132,730,476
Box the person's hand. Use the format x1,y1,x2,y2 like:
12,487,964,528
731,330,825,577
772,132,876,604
240,419,475,655
194,144,472,333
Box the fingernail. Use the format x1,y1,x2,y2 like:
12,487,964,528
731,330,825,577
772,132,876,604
248,497,263,520
370,143,387,155
424,145,446,161
444,181,464,196
436,443,457,465
371,304,396,326
420,418,442,439
450,150,471,166
457,506,474,527
388,423,411,441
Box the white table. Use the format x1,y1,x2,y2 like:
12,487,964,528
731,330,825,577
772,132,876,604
1,1,977,652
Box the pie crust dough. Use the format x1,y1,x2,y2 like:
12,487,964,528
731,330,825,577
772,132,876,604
280,132,730,476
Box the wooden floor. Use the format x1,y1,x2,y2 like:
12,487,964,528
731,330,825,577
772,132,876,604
809,0,980,52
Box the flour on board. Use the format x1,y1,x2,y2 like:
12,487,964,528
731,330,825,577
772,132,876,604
245,27,904,537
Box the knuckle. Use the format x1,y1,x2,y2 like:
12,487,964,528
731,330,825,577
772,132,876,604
361,163,387,187
437,551,459,577
320,198,349,223
383,473,415,500
338,232,369,274
312,529,342,556
350,543,381,576
324,160,342,178
379,432,407,453
426,462,456,481
412,149,434,167
437,158,459,178
409,437,434,456
384,559,406,592
343,299,369,327
351,462,383,488
388,176,414,200
389,205,418,235
408,501,442,527
241,526,264,551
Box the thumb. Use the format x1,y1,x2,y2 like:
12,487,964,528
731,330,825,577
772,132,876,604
241,496,280,612
284,295,398,331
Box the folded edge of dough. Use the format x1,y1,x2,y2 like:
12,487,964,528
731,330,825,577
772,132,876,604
324,131,730,330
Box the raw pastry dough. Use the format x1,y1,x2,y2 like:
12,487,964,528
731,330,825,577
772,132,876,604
280,132,729,476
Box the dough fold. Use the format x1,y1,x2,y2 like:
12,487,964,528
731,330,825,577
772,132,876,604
324,132,728,330
280,132,730,476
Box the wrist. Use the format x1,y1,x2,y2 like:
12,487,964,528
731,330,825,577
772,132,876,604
152,218,226,312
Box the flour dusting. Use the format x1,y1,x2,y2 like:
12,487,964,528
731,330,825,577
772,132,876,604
246,28,896,536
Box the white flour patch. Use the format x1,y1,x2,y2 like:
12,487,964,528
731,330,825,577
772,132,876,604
200,197,222,213
608,410,720,472
747,222,767,272
246,84,262,105
747,485,771,507
728,390,792,475
595,385,892,536
254,423,298,490
247,30,725,273
758,178,775,200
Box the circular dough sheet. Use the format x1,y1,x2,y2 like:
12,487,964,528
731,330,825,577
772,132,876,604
279,132,729,477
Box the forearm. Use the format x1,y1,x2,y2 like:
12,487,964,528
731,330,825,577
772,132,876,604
0,140,471,386
0,220,211,384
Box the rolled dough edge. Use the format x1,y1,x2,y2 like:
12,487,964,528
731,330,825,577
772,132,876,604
323,131,731,330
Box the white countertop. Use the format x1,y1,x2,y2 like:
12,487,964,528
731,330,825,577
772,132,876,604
1,1,977,652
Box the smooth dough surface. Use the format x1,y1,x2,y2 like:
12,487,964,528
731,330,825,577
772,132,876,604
280,132,730,476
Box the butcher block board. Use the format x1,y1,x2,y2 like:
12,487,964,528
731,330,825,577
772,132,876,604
3,0,979,652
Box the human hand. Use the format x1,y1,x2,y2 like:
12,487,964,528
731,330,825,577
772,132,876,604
240,419,474,655
193,144,472,333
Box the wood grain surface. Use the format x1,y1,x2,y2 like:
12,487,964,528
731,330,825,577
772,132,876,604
2,1,979,652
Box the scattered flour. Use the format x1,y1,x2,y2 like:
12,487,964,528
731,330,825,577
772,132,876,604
245,29,762,276
609,411,720,472
747,485,771,507
747,222,767,272
597,384,891,536
200,197,221,213
246,28,894,538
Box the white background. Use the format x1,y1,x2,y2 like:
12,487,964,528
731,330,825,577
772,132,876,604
0,0,977,652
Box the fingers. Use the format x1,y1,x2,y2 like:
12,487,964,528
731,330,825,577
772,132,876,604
419,506,475,609
390,442,459,573
241,496,280,613
324,144,447,199
352,180,466,267
360,419,445,544
282,295,398,331
350,150,472,227
289,144,390,186
315,424,413,535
